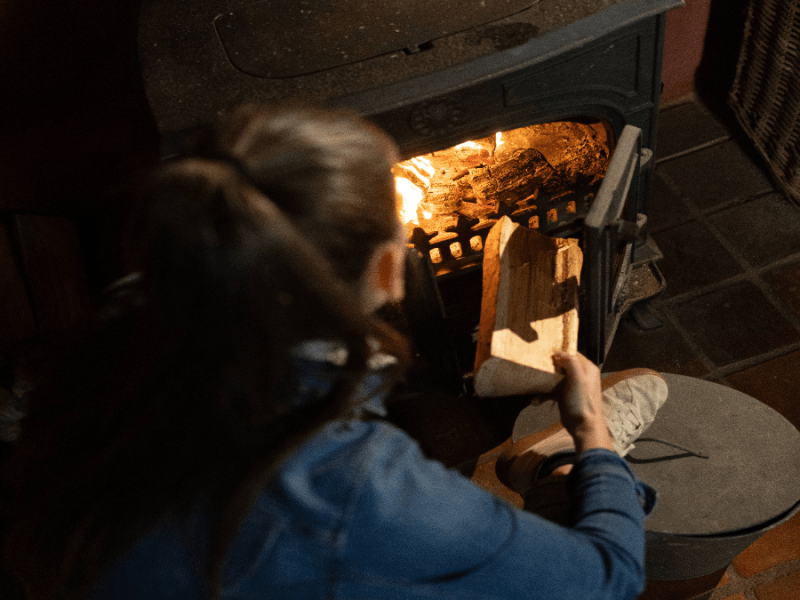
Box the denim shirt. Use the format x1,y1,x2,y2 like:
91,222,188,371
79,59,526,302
88,349,656,600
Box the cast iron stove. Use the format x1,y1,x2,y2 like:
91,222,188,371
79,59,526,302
137,0,684,394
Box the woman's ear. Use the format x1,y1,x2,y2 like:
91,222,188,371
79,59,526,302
377,245,405,303
362,238,406,311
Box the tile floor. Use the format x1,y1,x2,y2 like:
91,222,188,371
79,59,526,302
605,96,800,600
604,98,800,600
388,95,800,600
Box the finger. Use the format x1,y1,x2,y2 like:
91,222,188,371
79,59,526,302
553,351,581,377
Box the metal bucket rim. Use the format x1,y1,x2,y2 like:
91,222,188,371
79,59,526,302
647,496,800,540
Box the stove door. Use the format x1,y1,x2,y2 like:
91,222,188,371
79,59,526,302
582,124,649,365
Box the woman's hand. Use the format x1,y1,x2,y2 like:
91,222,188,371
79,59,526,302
552,351,615,454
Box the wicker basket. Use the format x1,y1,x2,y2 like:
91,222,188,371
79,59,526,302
729,0,800,205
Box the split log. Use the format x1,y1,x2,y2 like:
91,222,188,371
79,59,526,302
474,216,582,397
422,180,462,213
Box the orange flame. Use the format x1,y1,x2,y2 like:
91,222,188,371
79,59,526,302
453,140,482,152
394,156,433,225
395,177,426,224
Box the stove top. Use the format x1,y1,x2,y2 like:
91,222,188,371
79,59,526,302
137,0,670,134
216,0,540,78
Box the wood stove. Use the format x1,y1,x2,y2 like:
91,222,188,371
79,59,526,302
137,0,684,395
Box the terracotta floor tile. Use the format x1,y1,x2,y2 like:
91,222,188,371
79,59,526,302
670,281,800,366
716,569,732,588
638,568,727,600
708,567,740,600
652,220,743,298
656,100,730,159
754,568,800,600
732,512,800,578
659,141,774,211
763,259,800,320
602,312,709,377
727,349,800,431
709,193,800,268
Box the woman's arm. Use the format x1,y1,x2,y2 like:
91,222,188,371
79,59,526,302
338,421,649,600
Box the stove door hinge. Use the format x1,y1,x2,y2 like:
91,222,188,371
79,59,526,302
639,147,654,171
615,213,647,242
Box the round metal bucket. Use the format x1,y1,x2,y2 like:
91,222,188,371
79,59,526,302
644,498,800,580
513,372,800,581
626,374,800,580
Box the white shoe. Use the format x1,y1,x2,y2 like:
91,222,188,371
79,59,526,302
601,369,669,456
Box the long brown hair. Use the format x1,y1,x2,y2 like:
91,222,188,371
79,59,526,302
1,105,408,599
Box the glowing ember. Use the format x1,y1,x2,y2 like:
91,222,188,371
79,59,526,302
495,131,504,151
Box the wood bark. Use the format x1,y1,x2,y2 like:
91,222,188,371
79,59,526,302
469,148,553,207
474,216,582,397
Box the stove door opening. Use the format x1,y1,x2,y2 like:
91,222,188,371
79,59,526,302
393,119,612,276
391,122,659,396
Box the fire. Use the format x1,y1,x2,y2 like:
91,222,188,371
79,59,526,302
453,140,482,152
392,132,510,227
394,156,433,225
410,156,435,177
395,177,427,224
392,136,499,227
391,121,610,256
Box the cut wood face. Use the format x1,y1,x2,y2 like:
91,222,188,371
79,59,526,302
474,216,582,397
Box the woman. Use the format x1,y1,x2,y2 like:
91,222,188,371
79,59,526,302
1,105,657,600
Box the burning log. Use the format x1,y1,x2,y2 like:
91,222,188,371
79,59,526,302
469,147,554,207
474,216,582,397
494,121,609,181
455,200,494,221
394,163,430,190
393,121,609,258
421,180,463,213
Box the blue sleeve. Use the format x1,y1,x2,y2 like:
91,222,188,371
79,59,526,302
340,425,653,600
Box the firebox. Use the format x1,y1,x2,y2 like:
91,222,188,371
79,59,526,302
394,120,613,273
396,121,657,395
136,0,684,394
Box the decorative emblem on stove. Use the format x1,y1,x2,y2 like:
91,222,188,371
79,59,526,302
409,100,463,137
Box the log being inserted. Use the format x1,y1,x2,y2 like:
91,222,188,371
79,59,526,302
474,216,582,397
